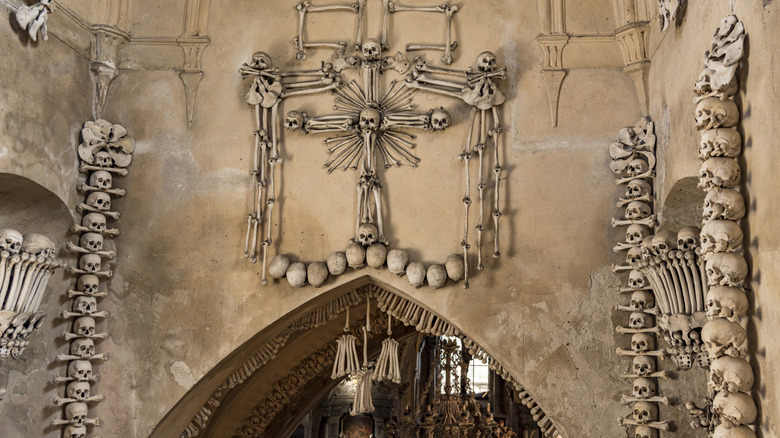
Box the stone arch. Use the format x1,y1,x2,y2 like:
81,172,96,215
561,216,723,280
153,277,566,438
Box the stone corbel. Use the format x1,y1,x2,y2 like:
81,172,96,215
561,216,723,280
615,22,651,115
537,34,568,127
177,36,210,128
89,25,130,119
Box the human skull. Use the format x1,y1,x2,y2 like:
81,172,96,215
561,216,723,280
77,275,100,294
21,233,55,257
710,356,754,393
695,97,740,130
79,233,104,253
627,159,649,177
285,262,307,288
73,317,96,337
284,111,303,131
85,192,112,212
625,179,652,200
676,226,701,251
632,401,657,424
639,236,654,260
626,225,651,245
632,355,655,376
429,107,450,131
445,254,464,281
426,264,447,289
95,151,113,167
701,220,743,254
359,108,380,132
362,39,381,60
406,262,426,288
357,223,378,246
712,425,756,438
79,254,101,273
67,381,91,401
706,252,748,287
631,333,654,353
629,312,651,329
65,402,89,426
345,242,366,269
387,249,409,277
628,270,647,289
702,318,746,360
0,229,23,254
68,360,93,382
90,170,112,189
704,188,746,222
712,392,757,427
630,291,654,311
627,247,643,265
707,286,748,321
632,377,656,399
268,254,291,279
625,201,652,220
651,231,676,255
699,157,741,190
63,425,87,438
73,296,97,315
250,51,274,70
475,51,497,72
634,426,657,438
326,251,347,276
82,213,107,233
699,128,742,159
71,338,94,358
366,243,388,269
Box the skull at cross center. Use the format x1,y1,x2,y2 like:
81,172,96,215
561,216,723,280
359,108,381,132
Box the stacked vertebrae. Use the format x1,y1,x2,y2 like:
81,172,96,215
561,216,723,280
610,118,671,436
694,15,757,437
0,230,64,360
54,119,135,437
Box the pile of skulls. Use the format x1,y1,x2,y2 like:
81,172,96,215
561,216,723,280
691,16,757,436
266,222,467,289
610,118,670,436
54,120,135,437
0,229,64,360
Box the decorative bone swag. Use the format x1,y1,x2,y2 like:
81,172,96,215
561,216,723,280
240,1,507,290
55,120,135,436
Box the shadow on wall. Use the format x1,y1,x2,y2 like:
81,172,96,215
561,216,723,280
658,176,704,232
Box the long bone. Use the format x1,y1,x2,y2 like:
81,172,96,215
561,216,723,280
260,103,282,284
372,184,388,245
616,169,655,185
76,203,120,219
62,331,108,341
640,265,672,315
389,2,446,13
612,263,633,273
475,109,487,270
68,267,112,278
615,326,662,335
441,4,458,64
65,241,115,259
611,216,657,227
617,418,670,430
412,72,465,90
491,106,503,258
673,251,698,313
66,289,107,298
70,224,119,237
406,42,459,53
3,253,33,311
51,417,99,427
13,256,49,313
621,371,670,379
56,352,108,362
652,259,678,313
617,193,653,207
383,113,429,130
305,115,355,133
77,183,126,197
62,309,108,319
375,138,400,168
54,394,104,407
615,348,666,358
25,266,56,313
79,163,128,175
665,253,690,314
458,107,478,288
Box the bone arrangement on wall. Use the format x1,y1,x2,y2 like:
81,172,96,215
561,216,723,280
240,0,506,290
53,120,135,437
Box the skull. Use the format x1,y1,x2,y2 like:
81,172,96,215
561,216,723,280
706,252,748,287
326,251,347,276
712,392,757,427
357,223,378,246
284,111,303,131
359,108,380,132
82,213,107,233
406,262,426,288
695,97,739,130
632,401,657,424
71,338,95,358
387,249,409,277
68,360,93,382
710,356,754,393
95,151,113,167
268,254,291,279
627,247,643,265
80,233,104,252
631,333,654,353
65,402,89,426
639,236,654,260
699,128,742,159
625,179,652,200
79,254,101,273
628,270,647,289
21,233,55,257
704,188,746,222
426,264,447,289
712,425,757,438
702,318,746,360
627,159,649,177
306,262,329,287
700,220,743,254
0,229,23,254
676,226,701,251
90,170,112,189
361,39,381,61
632,355,655,376
626,224,650,245
634,426,657,438
67,381,91,401
86,192,111,211
651,231,676,255
445,253,464,281
250,51,274,70
707,286,748,322
73,317,96,337
428,107,451,131
629,312,651,329
632,377,656,399
285,262,307,288
475,51,497,72
630,291,654,311
625,201,652,220
345,242,366,269
63,425,87,438
366,243,388,269
73,296,97,315
699,157,741,189
77,275,100,294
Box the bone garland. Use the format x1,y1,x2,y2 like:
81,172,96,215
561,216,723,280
331,306,361,379
56,121,134,436
14,0,53,42
372,311,401,383
694,15,757,435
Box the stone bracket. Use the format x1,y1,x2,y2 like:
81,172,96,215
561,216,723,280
89,25,130,119
178,36,210,127
537,34,568,127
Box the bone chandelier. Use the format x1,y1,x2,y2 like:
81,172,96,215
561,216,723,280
240,0,507,289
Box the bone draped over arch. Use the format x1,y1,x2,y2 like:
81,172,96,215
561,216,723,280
155,278,566,438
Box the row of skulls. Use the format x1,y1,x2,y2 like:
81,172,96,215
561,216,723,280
54,120,134,438
691,15,757,436
610,118,670,437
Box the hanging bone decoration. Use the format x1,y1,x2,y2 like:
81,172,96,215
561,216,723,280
331,306,361,379
350,296,375,415
56,120,134,436
242,2,508,290
14,0,53,42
